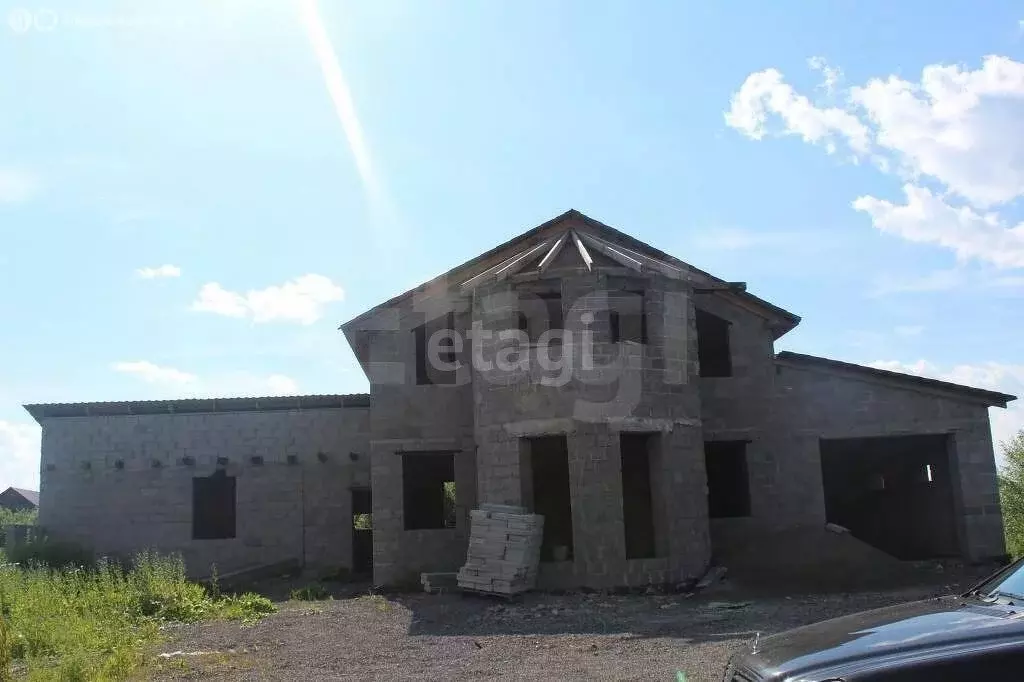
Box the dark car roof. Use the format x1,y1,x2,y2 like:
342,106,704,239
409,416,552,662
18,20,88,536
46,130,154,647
734,596,1024,680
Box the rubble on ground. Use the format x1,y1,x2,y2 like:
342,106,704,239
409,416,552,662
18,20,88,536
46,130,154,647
696,565,728,590
420,572,459,594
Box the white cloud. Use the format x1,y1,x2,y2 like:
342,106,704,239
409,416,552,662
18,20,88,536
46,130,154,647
850,56,1024,208
728,56,1024,208
854,185,1024,269
894,325,925,337
112,361,301,397
808,56,842,96
727,55,1024,268
265,374,300,394
0,168,41,204
135,264,182,279
725,68,871,155
191,275,344,325
197,372,303,397
112,361,197,385
0,420,40,490
867,359,1024,461
191,283,249,318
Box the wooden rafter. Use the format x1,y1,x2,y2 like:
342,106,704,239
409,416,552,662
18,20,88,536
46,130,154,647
570,230,593,272
537,233,568,272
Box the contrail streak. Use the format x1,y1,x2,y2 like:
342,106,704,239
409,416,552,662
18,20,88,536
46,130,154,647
298,0,391,221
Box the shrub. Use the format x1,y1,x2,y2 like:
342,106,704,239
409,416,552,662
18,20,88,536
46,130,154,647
214,593,277,624
0,509,36,531
290,583,331,601
4,537,94,570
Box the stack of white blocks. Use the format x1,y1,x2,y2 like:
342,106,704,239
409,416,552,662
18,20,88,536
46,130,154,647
457,504,545,596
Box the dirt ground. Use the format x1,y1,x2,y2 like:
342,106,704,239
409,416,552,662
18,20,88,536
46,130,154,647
144,565,991,682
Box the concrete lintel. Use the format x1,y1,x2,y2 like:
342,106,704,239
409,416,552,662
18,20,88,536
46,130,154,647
371,438,463,453
607,417,701,433
502,418,576,437
701,427,757,440
795,426,958,441
500,416,701,437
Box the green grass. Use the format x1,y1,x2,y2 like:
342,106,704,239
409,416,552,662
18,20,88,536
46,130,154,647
290,582,331,601
0,549,276,680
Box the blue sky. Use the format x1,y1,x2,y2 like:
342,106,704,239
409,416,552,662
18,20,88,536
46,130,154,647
2,0,1024,489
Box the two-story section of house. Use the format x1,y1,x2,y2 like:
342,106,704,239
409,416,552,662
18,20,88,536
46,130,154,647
27,210,1014,589
341,209,1014,589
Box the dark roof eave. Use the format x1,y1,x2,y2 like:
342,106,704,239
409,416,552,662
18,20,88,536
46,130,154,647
7,488,39,505
776,351,1017,407
339,209,801,335
23,393,371,423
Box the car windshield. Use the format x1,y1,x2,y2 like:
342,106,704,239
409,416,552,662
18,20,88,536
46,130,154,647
972,559,1024,601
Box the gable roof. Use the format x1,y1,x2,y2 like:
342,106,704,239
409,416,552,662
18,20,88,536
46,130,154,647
1,487,39,507
341,209,800,338
776,351,1017,408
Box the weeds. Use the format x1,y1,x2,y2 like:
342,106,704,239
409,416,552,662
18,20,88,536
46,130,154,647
213,593,277,625
0,550,277,680
358,593,392,613
290,583,331,601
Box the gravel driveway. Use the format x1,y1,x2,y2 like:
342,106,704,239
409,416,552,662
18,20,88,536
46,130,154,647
147,577,974,682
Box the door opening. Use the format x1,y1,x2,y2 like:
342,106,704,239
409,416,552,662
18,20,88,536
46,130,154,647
351,487,373,575
522,436,574,562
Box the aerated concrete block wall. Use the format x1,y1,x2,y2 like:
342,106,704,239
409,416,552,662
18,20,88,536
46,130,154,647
38,406,370,577
694,296,792,548
467,269,711,589
696,294,777,437
364,290,477,586
771,362,1006,562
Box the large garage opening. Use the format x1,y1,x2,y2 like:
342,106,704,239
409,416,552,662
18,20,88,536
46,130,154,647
819,434,959,560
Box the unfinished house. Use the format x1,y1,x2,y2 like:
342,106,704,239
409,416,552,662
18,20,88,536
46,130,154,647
25,210,1015,589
